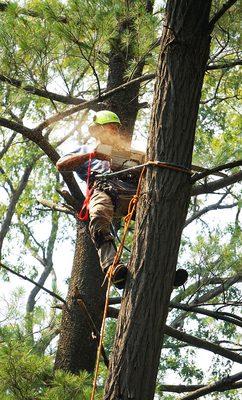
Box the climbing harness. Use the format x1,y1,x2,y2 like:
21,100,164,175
77,152,95,221
78,157,191,222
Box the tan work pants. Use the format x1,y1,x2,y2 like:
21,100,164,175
89,187,135,271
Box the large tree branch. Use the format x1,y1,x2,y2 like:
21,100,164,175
195,273,242,305
172,274,241,327
179,372,242,400
108,299,242,328
1,57,241,109
206,59,242,70
0,74,85,105
192,171,242,196
191,160,242,182
0,117,83,204
170,302,242,328
34,73,156,131
184,199,238,227
209,0,238,32
158,380,242,394
171,272,242,311
0,117,60,162
164,325,242,364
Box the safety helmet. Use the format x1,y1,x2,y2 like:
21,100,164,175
92,110,121,125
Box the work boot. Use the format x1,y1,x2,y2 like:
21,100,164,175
173,269,188,287
111,264,128,290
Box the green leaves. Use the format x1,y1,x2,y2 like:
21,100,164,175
42,370,95,400
0,334,95,400
0,340,52,399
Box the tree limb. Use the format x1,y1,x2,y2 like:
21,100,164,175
1,56,241,110
184,200,237,227
192,171,242,196
157,381,242,394
34,73,156,131
172,271,242,304
209,0,238,32
36,197,75,215
206,59,242,70
0,262,66,305
191,160,242,182
169,302,242,328
171,272,242,328
0,163,35,257
179,372,242,400
0,132,17,159
0,117,83,203
0,117,60,162
165,325,242,364
0,74,86,105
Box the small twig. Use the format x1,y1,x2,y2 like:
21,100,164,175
36,196,75,215
56,189,81,211
0,262,66,305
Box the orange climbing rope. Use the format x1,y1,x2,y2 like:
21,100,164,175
90,161,192,399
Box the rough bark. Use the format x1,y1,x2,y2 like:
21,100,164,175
106,1,154,135
104,1,212,399
54,1,154,373
106,21,145,135
54,221,106,373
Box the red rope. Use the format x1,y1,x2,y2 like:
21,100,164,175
77,152,95,221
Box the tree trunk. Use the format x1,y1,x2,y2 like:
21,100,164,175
54,222,106,373
106,1,154,135
104,1,212,399
54,1,153,374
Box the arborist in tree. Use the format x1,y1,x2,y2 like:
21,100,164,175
56,110,188,290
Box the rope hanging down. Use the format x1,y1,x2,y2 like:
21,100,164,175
90,166,146,400
78,152,95,221
90,160,192,399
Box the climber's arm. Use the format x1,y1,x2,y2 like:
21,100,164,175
56,152,89,171
56,150,110,171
